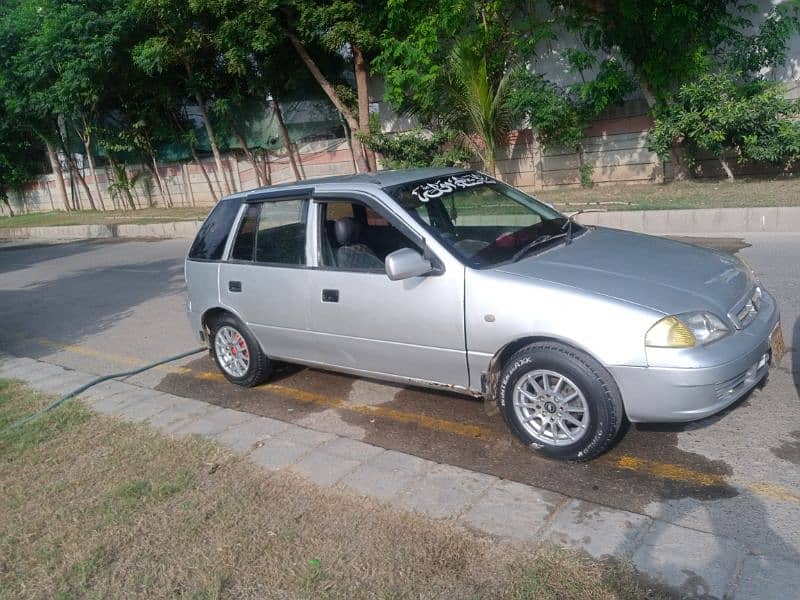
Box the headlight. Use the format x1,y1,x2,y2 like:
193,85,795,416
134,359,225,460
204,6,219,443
645,312,730,348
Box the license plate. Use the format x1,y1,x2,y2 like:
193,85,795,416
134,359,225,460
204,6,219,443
770,322,785,366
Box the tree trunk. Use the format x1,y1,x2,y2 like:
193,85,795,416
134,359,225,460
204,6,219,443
149,155,173,207
262,150,272,185
43,137,70,212
85,150,106,211
287,32,370,173
190,144,219,202
353,45,376,171
68,154,97,210
181,162,195,206
719,157,735,181
273,98,302,181
233,128,262,187
339,112,359,173
77,117,106,210
1,190,14,216
639,80,691,181
108,156,136,210
195,90,232,197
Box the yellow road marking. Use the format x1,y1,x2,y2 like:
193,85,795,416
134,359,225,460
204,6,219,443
606,455,800,505
747,482,800,504
17,336,800,504
29,337,488,438
34,337,192,375
267,384,487,438
607,454,729,487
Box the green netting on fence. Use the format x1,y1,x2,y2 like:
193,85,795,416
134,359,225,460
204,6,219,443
73,98,345,164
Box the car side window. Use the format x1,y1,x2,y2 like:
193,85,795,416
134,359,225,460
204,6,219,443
188,199,241,261
231,204,260,261
318,200,419,271
254,200,308,265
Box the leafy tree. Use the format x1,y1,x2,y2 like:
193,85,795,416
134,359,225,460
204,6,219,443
131,0,235,196
649,72,800,180
373,1,557,173
30,0,133,211
444,40,515,176
375,0,553,122
363,128,470,169
645,2,800,180
280,0,388,173
0,0,74,211
559,0,800,180
509,54,634,186
0,105,43,216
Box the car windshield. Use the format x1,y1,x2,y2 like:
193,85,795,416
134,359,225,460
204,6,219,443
385,172,582,268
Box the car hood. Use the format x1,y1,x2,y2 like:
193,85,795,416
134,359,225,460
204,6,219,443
494,227,752,318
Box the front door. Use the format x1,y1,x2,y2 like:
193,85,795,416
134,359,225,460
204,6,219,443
307,197,468,388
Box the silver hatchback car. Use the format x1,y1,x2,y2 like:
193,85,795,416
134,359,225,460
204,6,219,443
185,168,783,460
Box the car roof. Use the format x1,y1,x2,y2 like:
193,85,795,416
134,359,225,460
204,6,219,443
220,167,471,202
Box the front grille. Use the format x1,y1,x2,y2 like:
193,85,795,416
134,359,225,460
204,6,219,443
731,286,762,329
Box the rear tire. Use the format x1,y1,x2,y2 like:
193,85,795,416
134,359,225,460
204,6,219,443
209,313,271,387
497,342,623,461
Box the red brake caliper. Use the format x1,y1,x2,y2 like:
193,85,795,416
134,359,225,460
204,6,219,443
234,333,248,357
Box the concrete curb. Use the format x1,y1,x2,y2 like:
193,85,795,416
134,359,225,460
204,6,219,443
0,220,203,241
2,353,797,599
1,205,799,242
575,205,800,235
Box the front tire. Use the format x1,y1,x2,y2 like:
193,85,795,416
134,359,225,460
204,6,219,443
498,342,623,461
209,314,271,387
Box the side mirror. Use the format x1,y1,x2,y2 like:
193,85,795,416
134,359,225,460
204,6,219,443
385,247,433,281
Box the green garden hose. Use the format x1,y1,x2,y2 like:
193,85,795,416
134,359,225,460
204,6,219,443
1,347,206,434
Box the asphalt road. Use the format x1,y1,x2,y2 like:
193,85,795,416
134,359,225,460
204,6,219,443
1,233,798,562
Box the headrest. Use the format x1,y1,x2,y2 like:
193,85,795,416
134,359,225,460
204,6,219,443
334,217,362,245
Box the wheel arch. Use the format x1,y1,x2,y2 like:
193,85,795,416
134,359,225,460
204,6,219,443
201,306,249,343
483,334,608,412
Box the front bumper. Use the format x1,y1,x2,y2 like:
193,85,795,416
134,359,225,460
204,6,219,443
610,290,780,423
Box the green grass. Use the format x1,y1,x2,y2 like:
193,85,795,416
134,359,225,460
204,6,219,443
2,177,798,231
0,207,209,229
538,177,800,212
0,378,672,599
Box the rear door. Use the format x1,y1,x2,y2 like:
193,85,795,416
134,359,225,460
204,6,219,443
218,197,314,361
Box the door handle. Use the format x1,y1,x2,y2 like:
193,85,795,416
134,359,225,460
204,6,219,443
229,281,242,292
322,289,339,303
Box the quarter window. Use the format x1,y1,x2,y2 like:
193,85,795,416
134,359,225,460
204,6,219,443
231,204,260,261
188,199,241,261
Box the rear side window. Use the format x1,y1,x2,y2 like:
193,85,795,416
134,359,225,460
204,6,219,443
255,200,308,265
188,199,241,261
231,204,260,261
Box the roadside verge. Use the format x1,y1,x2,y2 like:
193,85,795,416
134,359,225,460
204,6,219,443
1,205,800,242
1,352,797,599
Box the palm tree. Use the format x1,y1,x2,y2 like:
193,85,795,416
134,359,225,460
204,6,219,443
446,41,514,177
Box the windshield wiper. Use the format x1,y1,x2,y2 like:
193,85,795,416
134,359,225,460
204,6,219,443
560,208,605,245
510,232,568,262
